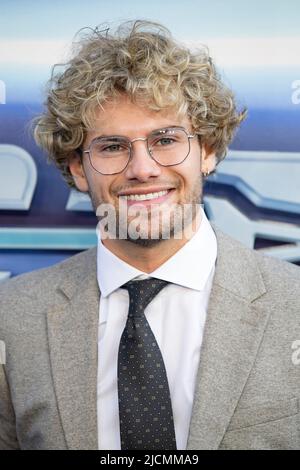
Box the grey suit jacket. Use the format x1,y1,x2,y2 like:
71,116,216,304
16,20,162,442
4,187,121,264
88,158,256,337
0,226,300,450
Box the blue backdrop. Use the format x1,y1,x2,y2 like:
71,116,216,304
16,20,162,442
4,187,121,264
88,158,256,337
0,0,299,280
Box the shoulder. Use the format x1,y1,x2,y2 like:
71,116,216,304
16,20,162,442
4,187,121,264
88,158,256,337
212,224,300,309
213,224,300,285
0,247,97,325
233,232,300,307
254,248,300,285
0,247,97,296
252,249,300,315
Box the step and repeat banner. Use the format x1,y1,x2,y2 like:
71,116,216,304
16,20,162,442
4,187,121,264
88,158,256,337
0,0,300,280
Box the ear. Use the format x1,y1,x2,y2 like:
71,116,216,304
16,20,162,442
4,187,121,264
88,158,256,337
201,144,217,175
69,151,89,192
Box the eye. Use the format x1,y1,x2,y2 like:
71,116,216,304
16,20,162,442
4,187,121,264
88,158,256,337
92,139,129,156
103,143,124,152
150,128,183,148
151,135,178,147
157,137,175,146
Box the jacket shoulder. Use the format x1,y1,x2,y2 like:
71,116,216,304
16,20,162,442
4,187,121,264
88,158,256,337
214,224,300,284
254,248,300,291
249,246,300,325
212,225,300,304
0,247,97,312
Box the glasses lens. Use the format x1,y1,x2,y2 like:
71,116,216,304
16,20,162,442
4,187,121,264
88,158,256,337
90,137,130,174
148,128,190,166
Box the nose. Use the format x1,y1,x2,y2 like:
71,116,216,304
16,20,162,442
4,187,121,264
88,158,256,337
123,140,162,181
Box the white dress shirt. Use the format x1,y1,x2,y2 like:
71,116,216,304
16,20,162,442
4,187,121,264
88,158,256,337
96,208,217,450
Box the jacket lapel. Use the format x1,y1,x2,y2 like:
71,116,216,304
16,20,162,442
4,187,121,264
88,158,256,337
46,248,100,450
187,227,269,449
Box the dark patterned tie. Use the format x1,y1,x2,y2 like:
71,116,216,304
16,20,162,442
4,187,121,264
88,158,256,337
118,278,177,450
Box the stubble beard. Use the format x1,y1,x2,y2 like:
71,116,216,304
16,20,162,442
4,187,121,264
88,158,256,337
90,176,203,248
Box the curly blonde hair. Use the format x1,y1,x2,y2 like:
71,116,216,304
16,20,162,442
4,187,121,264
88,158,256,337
34,20,246,187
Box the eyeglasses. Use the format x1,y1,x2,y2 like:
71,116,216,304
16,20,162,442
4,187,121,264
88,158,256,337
82,126,197,175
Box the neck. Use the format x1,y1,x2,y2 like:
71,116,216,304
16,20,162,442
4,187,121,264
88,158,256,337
101,209,202,273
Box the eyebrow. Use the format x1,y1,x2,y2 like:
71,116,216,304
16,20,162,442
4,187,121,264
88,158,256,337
91,125,187,141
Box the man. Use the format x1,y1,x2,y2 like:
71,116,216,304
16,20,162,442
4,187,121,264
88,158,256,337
0,20,299,451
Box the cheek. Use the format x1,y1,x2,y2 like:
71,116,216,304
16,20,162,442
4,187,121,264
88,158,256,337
87,173,117,201
178,154,201,183
191,148,202,171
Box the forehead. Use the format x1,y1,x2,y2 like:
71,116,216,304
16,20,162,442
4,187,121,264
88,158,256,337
87,94,191,139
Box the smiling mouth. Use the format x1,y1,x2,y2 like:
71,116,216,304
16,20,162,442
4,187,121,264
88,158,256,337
119,189,173,201
118,186,176,204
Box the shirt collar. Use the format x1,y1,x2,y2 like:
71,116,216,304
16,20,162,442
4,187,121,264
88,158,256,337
97,207,217,297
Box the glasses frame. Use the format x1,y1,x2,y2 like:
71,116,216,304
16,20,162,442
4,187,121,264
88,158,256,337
82,126,198,175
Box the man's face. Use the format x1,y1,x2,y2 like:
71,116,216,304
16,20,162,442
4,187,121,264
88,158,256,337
69,94,216,246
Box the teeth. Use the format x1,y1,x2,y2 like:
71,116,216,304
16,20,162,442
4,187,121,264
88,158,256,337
120,190,169,201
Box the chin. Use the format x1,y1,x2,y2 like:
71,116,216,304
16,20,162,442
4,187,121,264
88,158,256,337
124,225,179,247
126,237,163,248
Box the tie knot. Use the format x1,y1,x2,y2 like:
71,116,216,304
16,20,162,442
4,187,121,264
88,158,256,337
121,278,169,314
